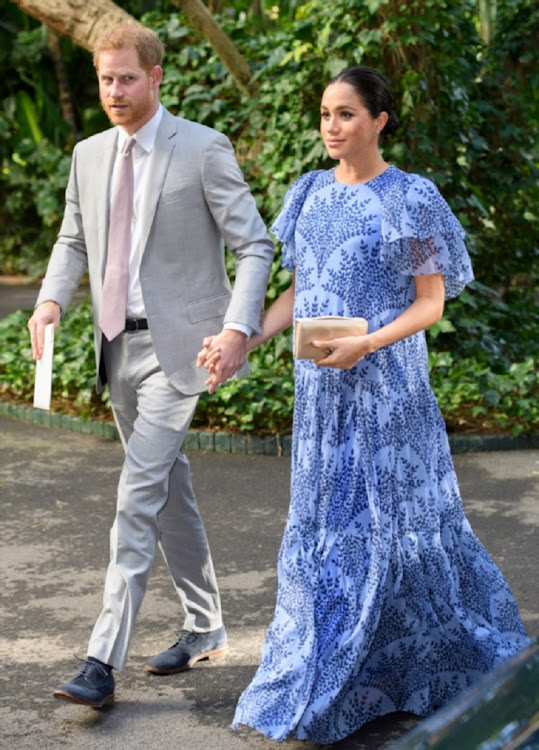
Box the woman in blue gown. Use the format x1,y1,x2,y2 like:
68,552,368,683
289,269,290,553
201,66,529,744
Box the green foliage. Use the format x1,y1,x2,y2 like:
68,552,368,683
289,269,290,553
0,0,537,435
0,139,72,278
0,301,110,419
0,4,94,278
429,351,538,436
1,303,536,435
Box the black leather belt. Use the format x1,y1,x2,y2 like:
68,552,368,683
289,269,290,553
124,318,148,332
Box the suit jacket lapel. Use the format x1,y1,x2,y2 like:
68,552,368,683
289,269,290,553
139,110,178,256
96,129,119,279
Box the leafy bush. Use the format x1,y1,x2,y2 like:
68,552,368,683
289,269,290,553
0,139,72,279
429,352,538,437
0,0,537,436
0,301,111,420
0,302,537,436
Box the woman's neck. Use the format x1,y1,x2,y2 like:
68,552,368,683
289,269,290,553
334,156,389,185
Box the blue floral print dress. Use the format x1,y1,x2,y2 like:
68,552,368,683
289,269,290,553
232,166,529,743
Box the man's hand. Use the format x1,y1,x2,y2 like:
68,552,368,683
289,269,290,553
197,329,247,394
28,301,61,360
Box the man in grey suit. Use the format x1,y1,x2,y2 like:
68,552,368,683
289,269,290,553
28,21,273,708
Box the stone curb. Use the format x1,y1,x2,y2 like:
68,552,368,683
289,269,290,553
0,400,292,456
1,400,537,456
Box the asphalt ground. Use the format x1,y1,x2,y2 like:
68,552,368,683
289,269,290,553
1,279,538,749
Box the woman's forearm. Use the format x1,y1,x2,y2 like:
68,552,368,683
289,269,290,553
247,275,295,352
367,273,445,354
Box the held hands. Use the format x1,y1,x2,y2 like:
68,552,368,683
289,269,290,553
196,329,247,394
311,334,372,369
198,333,373,380
28,301,61,360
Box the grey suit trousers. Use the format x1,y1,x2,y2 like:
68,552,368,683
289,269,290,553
87,329,222,670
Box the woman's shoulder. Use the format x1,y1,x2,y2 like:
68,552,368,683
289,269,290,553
287,168,330,194
270,169,330,243
379,167,473,298
380,168,468,253
280,169,330,213
383,167,441,198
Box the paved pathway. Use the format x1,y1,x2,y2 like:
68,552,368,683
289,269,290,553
0,276,89,319
1,415,537,749
1,279,537,747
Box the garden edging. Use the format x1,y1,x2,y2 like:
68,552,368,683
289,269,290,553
1,400,537,456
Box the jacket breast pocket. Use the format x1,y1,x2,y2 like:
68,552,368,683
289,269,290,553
158,186,193,205
187,293,231,324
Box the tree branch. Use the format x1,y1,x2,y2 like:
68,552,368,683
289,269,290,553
9,0,257,95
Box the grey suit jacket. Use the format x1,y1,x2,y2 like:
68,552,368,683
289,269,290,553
37,108,274,395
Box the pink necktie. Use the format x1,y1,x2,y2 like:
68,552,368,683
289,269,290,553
99,136,135,341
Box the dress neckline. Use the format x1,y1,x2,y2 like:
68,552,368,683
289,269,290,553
332,164,394,186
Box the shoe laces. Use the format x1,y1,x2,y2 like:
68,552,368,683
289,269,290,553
171,630,199,648
73,655,109,677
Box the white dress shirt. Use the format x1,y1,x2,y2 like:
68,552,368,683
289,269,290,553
112,105,250,336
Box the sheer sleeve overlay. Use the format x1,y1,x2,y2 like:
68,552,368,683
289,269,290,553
380,173,474,299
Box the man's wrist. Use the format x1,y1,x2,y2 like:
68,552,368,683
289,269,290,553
37,299,63,317
223,322,251,339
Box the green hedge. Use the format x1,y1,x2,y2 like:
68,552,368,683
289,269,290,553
1,301,536,436
1,0,537,436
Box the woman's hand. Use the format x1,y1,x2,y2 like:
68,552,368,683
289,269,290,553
311,335,372,369
312,273,445,369
196,336,217,369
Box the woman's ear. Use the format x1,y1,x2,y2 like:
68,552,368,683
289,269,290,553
377,111,389,133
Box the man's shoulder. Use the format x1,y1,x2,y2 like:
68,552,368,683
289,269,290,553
74,127,116,154
164,110,229,146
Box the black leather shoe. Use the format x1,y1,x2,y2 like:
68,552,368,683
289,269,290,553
145,626,227,674
53,658,115,707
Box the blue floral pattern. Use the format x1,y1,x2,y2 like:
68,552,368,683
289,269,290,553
232,167,529,743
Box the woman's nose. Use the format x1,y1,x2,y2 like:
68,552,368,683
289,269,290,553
326,117,339,132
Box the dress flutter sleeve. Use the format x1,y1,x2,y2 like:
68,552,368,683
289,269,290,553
270,171,321,271
380,173,474,298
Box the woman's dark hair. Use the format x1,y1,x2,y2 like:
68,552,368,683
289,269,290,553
328,66,399,136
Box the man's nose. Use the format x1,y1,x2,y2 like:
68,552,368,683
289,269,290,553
110,80,124,97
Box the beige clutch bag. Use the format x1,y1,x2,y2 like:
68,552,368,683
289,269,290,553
293,316,368,360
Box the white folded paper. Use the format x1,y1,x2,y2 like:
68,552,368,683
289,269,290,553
33,323,54,411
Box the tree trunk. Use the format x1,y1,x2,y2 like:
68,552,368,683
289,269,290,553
9,0,131,53
208,0,223,12
46,28,77,143
10,0,257,94
251,0,263,17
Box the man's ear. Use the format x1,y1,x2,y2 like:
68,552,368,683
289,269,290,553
150,65,163,88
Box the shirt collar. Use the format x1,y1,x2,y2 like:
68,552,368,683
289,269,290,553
116,104,164,155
